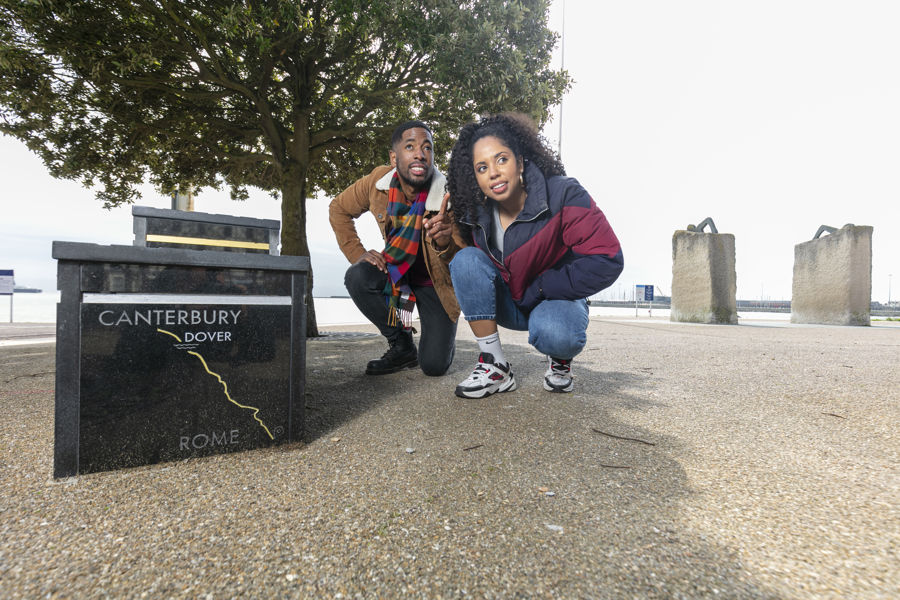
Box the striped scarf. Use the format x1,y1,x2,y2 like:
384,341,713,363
382,173,427,327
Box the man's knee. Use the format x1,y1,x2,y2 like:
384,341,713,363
419,342,455,376
420,359,451,377
343,260,364,288
344,260,380,293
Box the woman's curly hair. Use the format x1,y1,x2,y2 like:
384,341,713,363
448,112,565,235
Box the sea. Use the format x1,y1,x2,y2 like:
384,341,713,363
3,292,791,325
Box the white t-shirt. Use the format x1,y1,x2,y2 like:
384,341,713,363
491,202,505,257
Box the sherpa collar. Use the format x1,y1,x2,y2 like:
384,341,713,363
376,167,447,212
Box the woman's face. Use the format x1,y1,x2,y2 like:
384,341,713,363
472,135,524,204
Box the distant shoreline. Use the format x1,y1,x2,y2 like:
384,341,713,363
588,299,899,317
4,293,896,324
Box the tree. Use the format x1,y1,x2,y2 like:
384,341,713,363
0,0,568,335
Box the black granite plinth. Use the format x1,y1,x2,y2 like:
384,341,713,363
52,242,308,477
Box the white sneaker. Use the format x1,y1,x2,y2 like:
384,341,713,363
543,356,574,392
455,352,517,399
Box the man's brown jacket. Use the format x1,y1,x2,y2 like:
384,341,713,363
328,165,461,322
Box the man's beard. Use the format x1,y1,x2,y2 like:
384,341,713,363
397,168,432,193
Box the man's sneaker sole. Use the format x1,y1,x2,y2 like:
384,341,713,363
543,376,574,393
365,357,418,375
455,375,517,399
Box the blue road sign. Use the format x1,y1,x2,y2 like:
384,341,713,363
0,269,13,295
636,285,654,302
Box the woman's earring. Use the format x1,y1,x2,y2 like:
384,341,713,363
519,172,525,189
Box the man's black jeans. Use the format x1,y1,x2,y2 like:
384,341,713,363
344,260,456,376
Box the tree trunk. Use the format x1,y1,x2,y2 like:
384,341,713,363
280,168,319,338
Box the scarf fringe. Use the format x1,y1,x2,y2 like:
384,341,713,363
387,306,415,329
387,288,416,328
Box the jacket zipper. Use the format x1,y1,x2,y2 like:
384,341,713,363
464,200,551,282
462,218,510,280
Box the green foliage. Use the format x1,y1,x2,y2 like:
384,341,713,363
1,0,567,217
1,0,568,334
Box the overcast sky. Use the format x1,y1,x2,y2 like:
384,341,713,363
2,1,898,302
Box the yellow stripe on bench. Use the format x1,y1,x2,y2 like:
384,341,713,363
145,234,269,250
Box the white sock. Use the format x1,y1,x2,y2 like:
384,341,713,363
475,332,507,366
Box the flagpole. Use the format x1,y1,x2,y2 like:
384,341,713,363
558,0,565,160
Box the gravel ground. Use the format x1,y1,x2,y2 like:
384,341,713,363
0,318,897,598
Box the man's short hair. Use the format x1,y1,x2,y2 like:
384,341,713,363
391,120,432,147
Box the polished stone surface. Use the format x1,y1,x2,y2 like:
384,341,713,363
81,264,292,295
52,242,309,477
78,302,291,474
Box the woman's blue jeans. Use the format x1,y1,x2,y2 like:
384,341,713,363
449,247,589,360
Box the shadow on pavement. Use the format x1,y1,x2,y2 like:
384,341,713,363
302,335,778,597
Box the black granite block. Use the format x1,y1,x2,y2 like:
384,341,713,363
78,302,291,473
80,264,292,295
52,242,308,477
53,261,82,478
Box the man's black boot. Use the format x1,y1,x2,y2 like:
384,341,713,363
365,331,418,375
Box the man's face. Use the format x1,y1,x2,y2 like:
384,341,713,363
389,127,435,191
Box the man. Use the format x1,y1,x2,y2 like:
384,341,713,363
329,120,459,376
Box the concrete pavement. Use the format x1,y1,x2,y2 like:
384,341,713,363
0,323,56,347
0,317,897,598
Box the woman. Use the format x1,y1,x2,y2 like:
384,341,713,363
446,113,623,398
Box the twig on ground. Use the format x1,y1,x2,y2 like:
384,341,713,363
591,428,656,446
3,372,54,385
822,412,846,419
462,444,483,452
599,464,631,469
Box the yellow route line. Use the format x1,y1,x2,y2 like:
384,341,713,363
158,329,183,342
157,328,274,439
